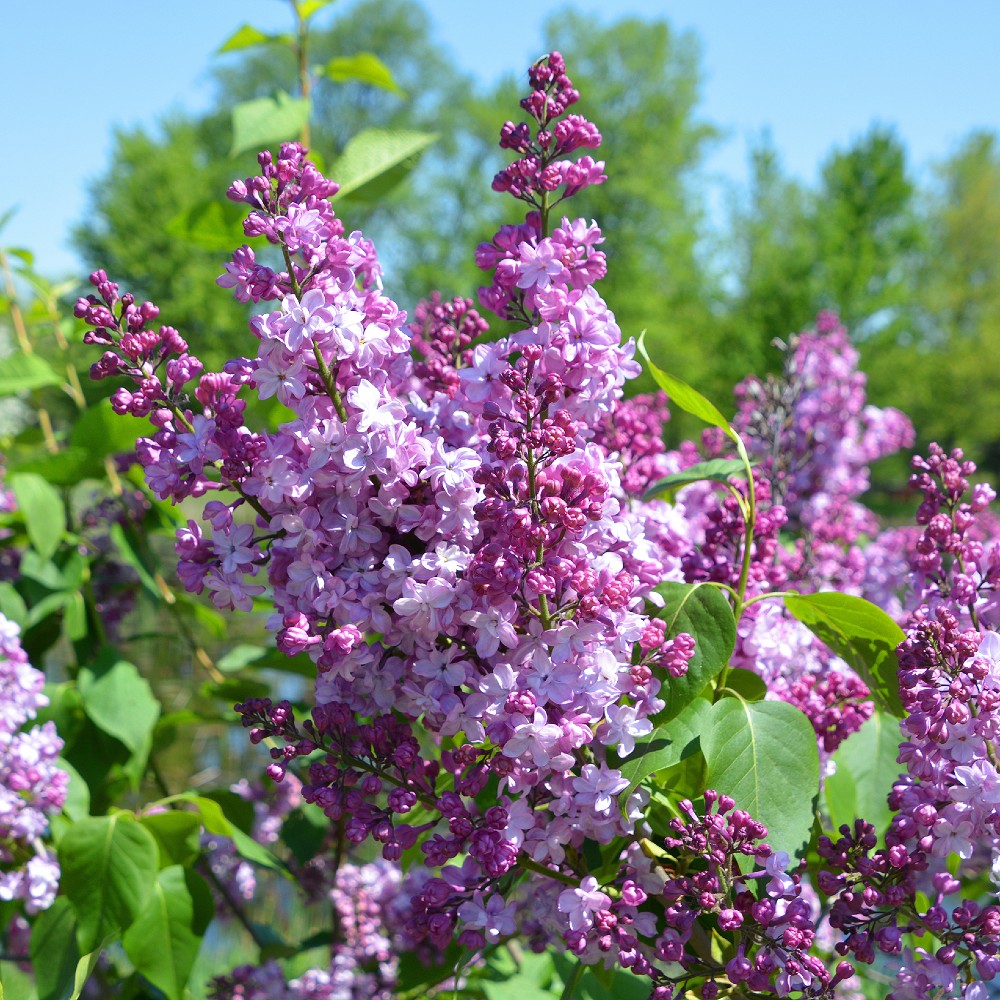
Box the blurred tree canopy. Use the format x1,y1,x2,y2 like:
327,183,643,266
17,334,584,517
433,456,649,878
73,0,1000,470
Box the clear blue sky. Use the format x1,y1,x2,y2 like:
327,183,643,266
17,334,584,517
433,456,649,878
5,1,1000,278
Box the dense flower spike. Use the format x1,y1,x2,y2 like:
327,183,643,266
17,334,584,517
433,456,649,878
0,615,67,914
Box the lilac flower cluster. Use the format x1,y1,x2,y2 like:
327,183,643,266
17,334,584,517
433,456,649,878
0,614,67,913
208,859,402,1000
78,52,683,973
803,452,1000,999
618,791,855,998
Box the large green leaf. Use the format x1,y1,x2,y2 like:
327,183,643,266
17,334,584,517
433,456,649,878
58,813,159,951
31,897,78,1000
122,867,213,1000
784,592,904,717
618,698,711,812
651,582,736,720
78,651,160,758
702,699,820,857
825,710,902,843
329,128,436,201
10,473,64,560
642,458,749,503
0,353,62,396
230,91,312,158
637,333,736,442
57,757,91,824
140,812,202,868
320,53,405,96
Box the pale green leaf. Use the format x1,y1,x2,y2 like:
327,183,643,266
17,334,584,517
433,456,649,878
320,52,405,96
329,128,436,200
230,92,312,158
702,699,820,857
637,332,737,441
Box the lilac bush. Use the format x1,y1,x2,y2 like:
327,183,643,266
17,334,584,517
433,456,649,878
65,50,1000,1000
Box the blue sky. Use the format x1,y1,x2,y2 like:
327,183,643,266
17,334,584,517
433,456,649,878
5,1,1000,278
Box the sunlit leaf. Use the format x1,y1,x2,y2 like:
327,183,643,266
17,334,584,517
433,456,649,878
784,591,904,717
329,128,436,200
230,92,312,158
702,699,820,857
320,52,405,96
637,332,737,441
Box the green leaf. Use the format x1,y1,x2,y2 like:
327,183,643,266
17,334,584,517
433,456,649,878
31,897,79,1000
216,643,269,673
719,667,767,702
320,53,405,96
18,551,66,590
63,591,88,643
78,651,160,757
108,522,162,600
181,795,286,875
642,458,749,502
651,582,736,720
24,591,71,630
230,91,312,158
825,710,902,844
0,353,62,396
0,960,36,1000
69,942,109,1000
217,24,279,53
58,813,159,952
0,583,27,626
397,942,465,996
329,128,436,201
481,958,557,1000
783,591,904,717
281,807,329,866
140,812,202,868
550,954,649,999
8,448,102,488
618,698,711,811
57,757,91,823
298,0,335,20
702,699,820,857
68,400,148,461
637,332,736,441
165,198,252,254
122,867,213,1000
10,473,64,560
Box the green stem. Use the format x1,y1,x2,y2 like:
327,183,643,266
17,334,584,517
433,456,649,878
312,342,349,422
740,589,799,609
559,959,586,1000
539,190,550,240
515,853,578,887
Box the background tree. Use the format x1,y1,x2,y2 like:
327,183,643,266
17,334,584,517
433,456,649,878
869,131,1000,467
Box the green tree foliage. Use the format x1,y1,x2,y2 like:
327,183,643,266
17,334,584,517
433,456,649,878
869,131,1000,465
72,116,254,368
724,139,816,382
814,126,924,340
73,0,472,367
